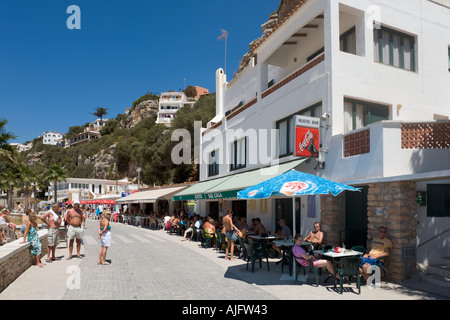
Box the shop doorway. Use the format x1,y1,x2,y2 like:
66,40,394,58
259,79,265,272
345,186,368,248
208,201,219,220
232,200,247,220
275,198,300,236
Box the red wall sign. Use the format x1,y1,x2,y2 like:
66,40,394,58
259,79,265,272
294,115,320,158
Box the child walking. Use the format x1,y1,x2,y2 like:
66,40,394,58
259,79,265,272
21,212,45,267
98,210,112,265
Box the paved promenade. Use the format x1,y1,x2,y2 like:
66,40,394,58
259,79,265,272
1,219,448,301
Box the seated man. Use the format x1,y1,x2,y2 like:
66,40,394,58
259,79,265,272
359,225,392,282
203,218,216,239
253,218,267,236
272,219,292,264
304,222,324,250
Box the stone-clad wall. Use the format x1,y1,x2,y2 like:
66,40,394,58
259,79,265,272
367,181,417,281
320,181,417,281
0,230,48,292
320,192,345,245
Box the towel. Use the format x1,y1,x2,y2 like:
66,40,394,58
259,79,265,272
48,209,59,223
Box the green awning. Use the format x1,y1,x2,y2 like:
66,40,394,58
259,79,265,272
172,158,308,201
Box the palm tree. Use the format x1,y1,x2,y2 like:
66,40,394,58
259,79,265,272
0,119,18,209
44,164,69,203
0,168,18,210
91,107,108,128
0,118,17,164
17,162,36,210
32,173,49,213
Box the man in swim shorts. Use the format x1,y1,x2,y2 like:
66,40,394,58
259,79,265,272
66,202,85,259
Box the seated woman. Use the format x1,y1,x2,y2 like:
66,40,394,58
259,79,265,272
292,234,337,278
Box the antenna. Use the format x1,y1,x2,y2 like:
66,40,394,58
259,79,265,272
218,29,229,75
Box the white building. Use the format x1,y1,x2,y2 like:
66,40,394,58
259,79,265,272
156,92,195,126
175,0,450,281
10,142,32,152
42,131,64,145
46,178,137,203
91,118,109,129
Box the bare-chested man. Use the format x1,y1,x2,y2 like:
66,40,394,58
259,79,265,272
66,202,85,259
223,209,239,261
304,222,324,250
41,203,61,262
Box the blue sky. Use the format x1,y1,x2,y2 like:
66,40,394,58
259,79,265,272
0,0,277,143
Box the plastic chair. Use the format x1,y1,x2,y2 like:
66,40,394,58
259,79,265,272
375,257,388,284
199,229,213,248
237,236,248,259
351,246,366,255
293,258,319,286
334,257,361,294
191,226,200,242
244,242,270,273
215,231,226,252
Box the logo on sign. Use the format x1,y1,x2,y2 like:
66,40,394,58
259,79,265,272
294,115,320,158
280,181,309,196
248,190,258,197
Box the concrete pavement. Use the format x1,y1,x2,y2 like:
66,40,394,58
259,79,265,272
1,219,448,301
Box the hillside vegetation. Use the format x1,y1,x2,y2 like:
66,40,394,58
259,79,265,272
23,93,216,186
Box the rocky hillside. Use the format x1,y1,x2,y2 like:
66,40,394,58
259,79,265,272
121,99,159,129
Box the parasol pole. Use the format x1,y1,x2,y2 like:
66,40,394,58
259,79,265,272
292,196,296,279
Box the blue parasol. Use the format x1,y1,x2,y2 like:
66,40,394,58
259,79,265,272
237,169,360,199
237,169,359,281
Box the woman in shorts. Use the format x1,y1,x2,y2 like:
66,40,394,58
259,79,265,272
98,210,112,265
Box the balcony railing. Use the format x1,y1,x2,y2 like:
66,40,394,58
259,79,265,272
262,53,325,99
343,128,371,157
401,122,450,149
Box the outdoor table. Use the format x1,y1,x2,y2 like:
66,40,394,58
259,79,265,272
248,234,279,241
314,249,364,283
273,239,294,248
274,239,295,275
314,249,364,259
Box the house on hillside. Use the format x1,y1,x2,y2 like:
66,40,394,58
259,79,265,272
42,131,64,145
156,91,196,126
174,0,450,281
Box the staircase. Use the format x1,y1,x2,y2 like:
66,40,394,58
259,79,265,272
420,257,450,289
410,257,450,299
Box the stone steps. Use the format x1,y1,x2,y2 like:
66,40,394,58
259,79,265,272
421,257,450,289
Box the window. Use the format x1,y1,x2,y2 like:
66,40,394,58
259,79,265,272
340,26,356,55
230,138,246,171
374,26,416,71
427,184,450,217
448,46,450,71
344,98,389,133
208,150,219,177
277,103,322,158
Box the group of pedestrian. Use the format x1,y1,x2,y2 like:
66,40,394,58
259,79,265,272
18,202,112,268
